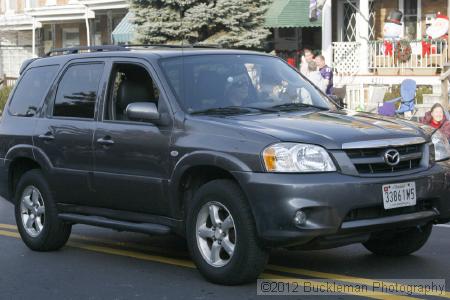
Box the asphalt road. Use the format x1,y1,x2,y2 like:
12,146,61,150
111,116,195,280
0,198,449,300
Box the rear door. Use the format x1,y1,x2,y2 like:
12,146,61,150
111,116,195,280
34,59,107,205
92,58,173,215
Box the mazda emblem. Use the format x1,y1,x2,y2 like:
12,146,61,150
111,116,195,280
384,149,400,166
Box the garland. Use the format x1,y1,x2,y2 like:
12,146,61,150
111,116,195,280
394,40,412,63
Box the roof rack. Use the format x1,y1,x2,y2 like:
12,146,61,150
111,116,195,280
45,45,129,57
124,43,223,49
44,43,224,57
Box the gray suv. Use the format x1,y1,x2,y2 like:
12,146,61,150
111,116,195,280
1,45,450,285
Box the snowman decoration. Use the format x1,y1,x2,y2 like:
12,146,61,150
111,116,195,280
383,10,403,56
383,10,403,40
426,12,449,40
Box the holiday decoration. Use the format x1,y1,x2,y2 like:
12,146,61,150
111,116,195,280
422,39,432,56
394,40,412,63
382,10,403,58
384,40,393,56
426,12,449,39
383,10,403,39
309,0,326,21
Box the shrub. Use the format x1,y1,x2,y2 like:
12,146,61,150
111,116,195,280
0,85,13,114
383,85,432,105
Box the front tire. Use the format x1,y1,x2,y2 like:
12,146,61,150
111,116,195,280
186,179,268,285
14,170,72,251
362,223,432,256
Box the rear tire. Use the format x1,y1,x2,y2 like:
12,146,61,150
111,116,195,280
14,170,71,251
362,223,432,256
186,179,268,285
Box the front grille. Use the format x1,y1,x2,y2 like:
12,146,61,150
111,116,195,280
345,144,424,175
343,199,433,222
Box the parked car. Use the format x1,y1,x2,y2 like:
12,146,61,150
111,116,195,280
0,46,450,285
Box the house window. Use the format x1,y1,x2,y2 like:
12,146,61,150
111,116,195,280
403,0,418,40
62,27,80,48
43,25,53,53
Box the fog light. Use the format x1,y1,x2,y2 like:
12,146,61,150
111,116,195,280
294,210,307,226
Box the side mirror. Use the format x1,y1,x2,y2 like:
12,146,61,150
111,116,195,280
126,102,160,122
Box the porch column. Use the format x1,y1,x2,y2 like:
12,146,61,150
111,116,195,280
85,8,91,47
107,11,113,44
32,18,36,58
448,0,450,61
321,0,332,65
356,0,369,74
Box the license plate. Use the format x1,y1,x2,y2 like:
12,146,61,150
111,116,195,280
382,182,416,210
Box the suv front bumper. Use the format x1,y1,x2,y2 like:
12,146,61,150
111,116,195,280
232,161,450,248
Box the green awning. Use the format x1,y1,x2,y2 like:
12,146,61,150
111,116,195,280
265,0,322,28
112,12,136,44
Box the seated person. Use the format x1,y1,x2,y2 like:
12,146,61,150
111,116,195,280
223,72,252,107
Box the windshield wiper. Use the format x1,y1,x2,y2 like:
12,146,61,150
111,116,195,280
270,102,329,111
190,106,277,115
190,106,252,115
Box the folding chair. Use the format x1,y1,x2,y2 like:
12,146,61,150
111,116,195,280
378,79,417,119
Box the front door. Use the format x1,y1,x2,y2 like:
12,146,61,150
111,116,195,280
34,60,106,206
92,59,173,215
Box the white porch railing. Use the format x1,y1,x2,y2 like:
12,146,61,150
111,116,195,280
333,40,448,76
369,40,448,74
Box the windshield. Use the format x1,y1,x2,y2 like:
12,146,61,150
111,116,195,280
159,54,333,114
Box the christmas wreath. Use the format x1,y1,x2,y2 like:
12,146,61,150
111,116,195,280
394,40,412,63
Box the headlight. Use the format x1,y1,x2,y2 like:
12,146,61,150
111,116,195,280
431,130,450,161
262,143,336,173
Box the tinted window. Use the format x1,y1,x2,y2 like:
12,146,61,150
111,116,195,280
53,63,104,118
9,65,58,116
160,55,332,113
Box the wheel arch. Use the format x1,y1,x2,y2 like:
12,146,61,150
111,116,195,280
169,151,253,226
5,145,52,202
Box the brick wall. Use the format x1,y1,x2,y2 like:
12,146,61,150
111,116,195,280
54,23,88,48
374,0,399,40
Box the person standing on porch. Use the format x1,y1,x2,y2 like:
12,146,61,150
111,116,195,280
300,49,314,76
305,61,327,93
315,55,333,95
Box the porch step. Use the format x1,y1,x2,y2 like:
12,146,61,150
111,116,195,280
422,94,441,106
415,104,433,118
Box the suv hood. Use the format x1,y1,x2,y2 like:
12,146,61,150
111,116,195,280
209,109,430,149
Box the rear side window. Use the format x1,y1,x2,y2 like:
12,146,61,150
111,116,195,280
52,63,104,119
9,65,58,116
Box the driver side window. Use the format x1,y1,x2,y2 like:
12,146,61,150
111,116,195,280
106,63,159,121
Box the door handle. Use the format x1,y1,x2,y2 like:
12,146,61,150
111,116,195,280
96,136,114,146
38,132,55,141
